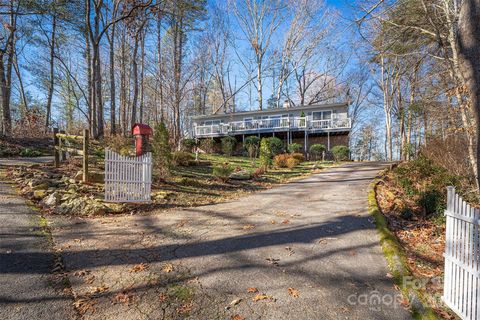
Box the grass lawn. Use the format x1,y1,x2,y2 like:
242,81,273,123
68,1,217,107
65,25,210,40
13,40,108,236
6,152,337,216
150,153,335,210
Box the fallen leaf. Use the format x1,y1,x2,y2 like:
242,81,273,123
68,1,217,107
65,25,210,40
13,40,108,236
288,287,299,298
90,285,109,294
285,247,295,256
84,275,95,284
265,257,280,266
129,263,149,273
252,294,273,302
113,291,134,305
281,219,290,224
231,315,245,320
243,224,255,230
227,298,242,309
74,269,90,277
270,220,277,224
386,273,393,279
159,293,168,302
162,263,174,273
247,287,258,293
176,301,194,314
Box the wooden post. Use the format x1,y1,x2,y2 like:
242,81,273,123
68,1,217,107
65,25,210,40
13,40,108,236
53,128,59,167
83,129,89,182
59,130,66,161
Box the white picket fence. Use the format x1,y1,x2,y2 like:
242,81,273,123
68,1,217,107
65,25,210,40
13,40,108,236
443,186,480,320
104,149,152,203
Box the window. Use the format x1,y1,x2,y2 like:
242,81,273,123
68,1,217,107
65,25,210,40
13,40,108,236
312,111,332,120
204,120,221,126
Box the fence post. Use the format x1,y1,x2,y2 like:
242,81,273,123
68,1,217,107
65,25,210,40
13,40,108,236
83,129,89,182
446,186,455,213
59,130,66,161
53,128,59,167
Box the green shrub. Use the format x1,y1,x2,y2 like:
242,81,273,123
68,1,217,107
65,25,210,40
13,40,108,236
105,135,135,156
243,136,260,158
172,151,194,166
286,157,299,169
152,122,172,178
221,136,237,156
259,138,272,169
291,153,305,162
268,137,284,155
309,144,326,159
212,163,234,182
287,143,302,154
331,145,350,161
20,148,42,157
181,138,197,152
199,138,215,154
273,154,289,168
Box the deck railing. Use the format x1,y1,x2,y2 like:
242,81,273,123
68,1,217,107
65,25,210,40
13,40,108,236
194,117,351,137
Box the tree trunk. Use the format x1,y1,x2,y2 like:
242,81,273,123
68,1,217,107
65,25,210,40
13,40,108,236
458,0,480,188
0,54,11,137
45,11,56,131
131,33,140,127
109,23,116,135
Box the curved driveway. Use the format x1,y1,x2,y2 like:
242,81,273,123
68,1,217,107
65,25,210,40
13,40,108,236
45,162,413,319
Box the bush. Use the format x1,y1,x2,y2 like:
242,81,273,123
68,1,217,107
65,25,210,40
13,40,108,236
105,135,135,156
286,157,299,169
287,143,302,154
172,151,194,166
290,153,305,162
181,138,197,152
199,138,215,154
252,166,265,179
259,138,272,169
221,136,237,156
268,137,284,155
212,163,234,182
20,148,42,157
273,154,289,168
244,136,260,158
309,144,326,160
331,145,350,161
152,122,172,178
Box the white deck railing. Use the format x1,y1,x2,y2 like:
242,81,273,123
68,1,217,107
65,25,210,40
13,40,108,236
194,117,351,137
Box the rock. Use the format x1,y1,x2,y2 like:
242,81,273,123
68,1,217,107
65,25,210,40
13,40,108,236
41,192,62,207
153,191,170,200
229,170,251,180
33,190,47,199
104,202,124,213
33,183,49,190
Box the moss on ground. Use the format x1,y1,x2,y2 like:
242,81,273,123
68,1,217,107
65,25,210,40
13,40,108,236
369,178,439,320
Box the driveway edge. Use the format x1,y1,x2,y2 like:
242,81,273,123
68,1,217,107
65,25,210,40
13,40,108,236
369,169,438,320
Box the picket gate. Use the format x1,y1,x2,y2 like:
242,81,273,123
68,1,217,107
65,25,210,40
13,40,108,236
443,186,480,320
104,149,152,203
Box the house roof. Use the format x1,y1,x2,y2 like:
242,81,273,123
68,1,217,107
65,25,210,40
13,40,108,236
192,102,349,120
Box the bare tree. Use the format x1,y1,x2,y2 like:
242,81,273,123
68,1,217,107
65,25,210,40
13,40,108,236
232,0,284,110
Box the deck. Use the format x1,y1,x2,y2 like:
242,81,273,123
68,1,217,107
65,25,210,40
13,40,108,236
194,117,351,138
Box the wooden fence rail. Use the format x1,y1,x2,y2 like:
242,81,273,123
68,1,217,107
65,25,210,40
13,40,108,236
443,186,480,320
53,128,89,182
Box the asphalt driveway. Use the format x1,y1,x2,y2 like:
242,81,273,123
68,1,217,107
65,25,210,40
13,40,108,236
43,162,412,319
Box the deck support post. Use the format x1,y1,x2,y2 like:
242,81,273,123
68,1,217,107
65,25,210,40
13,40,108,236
304,130,307,153
327,131,330,151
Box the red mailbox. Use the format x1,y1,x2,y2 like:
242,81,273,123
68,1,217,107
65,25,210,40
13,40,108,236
132,123,153,156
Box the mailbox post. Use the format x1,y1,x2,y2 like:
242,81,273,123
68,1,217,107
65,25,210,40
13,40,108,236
132,123,153,156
